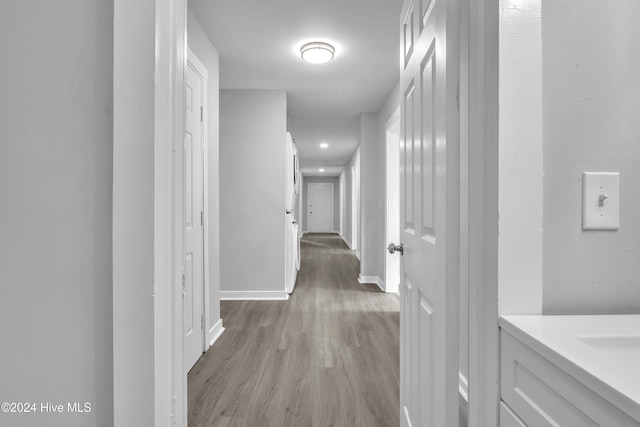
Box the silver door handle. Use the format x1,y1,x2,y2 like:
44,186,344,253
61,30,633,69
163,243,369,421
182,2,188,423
387,242,404,255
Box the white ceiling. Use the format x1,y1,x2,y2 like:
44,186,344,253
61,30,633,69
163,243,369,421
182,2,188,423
188,0,402,176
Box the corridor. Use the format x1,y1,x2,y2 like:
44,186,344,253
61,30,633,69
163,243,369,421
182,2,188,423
188,234,400,426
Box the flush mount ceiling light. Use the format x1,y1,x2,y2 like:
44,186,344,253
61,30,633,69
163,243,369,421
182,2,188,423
300,42,335,64
320,143,329,149
318,168,325,172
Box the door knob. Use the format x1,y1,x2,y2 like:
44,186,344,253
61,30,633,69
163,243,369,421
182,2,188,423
387,242,404,255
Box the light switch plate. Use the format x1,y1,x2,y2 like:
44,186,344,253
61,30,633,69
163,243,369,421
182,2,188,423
582,172,620,230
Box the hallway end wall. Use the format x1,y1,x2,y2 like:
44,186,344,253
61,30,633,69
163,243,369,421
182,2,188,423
187,8,223,342
219,90,287,298
0,1,114,425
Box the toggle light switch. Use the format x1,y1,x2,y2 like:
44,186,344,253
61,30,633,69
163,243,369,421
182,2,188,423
582,172,620,230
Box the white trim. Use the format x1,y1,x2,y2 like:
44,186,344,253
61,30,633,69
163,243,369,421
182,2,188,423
351,162,360,252
187,47,210,360
113,0,187,425
459,372,469,402
358,275,385,292
207,318,225,348
171,2,188,424
339,172,345,237
385,105,402,130
466,0,500,425
307,182,334,233
220,290,290,301
342,235,354,250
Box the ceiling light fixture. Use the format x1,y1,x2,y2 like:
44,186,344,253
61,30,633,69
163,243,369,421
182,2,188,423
319,168,325,172
320,143,329,148
300,42,335,64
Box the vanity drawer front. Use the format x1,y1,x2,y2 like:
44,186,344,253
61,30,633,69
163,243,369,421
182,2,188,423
501,330,639,427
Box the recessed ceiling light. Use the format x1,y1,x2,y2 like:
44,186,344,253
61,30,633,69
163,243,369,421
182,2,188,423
300,42,335,64
320,143,329,149
318,168,325,172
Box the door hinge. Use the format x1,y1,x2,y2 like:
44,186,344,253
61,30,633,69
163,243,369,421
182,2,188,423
201,210,203,226
201,314,204,330
181,274,186,298
200,106,204,122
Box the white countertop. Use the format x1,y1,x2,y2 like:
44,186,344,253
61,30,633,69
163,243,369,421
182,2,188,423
500,315,640,423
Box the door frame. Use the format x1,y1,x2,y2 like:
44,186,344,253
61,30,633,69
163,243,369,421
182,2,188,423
112,0,500,425
186,48,211,361
384,107,401,294
113,0,188,425
339,173,345,238
351,163,359,254
307,182,334,233
465,0,500,425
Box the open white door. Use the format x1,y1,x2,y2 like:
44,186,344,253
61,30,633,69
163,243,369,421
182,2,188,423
184,50,207,372
397,0,460,425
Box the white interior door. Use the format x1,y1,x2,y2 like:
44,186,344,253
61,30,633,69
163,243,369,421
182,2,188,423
398,0,460,425
307,183,333,232
184,53,206,372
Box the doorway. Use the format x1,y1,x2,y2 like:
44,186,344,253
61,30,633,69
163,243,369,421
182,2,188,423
385,109,401,294
307,183,334,233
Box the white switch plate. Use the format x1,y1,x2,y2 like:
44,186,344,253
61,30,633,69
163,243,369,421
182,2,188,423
582,172,620,230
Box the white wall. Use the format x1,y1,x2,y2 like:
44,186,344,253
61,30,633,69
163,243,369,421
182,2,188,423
497,0,543,315
301,177,340,233
542,1,640,315
0,1,114,425
219,90,287,296
188,9,222,342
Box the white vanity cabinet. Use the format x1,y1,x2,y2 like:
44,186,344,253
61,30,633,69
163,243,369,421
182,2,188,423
499,316,640,426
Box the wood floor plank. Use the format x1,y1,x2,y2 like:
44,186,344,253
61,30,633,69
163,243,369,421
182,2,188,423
188,233,400,427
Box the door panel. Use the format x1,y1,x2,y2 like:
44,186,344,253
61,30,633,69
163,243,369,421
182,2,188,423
307,183,333,232
399,0,460,424
403,83,415,232
421,46,436,239
185,57,205,372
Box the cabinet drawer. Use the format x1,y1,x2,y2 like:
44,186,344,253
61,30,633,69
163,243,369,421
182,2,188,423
501,330,639,426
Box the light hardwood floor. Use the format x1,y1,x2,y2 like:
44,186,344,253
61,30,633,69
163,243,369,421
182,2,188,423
188,233,400,427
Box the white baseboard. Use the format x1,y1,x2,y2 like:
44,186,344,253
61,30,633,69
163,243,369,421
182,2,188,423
341,235,353,249
358,275,385,292
207,318,224,348
220,290,289,300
